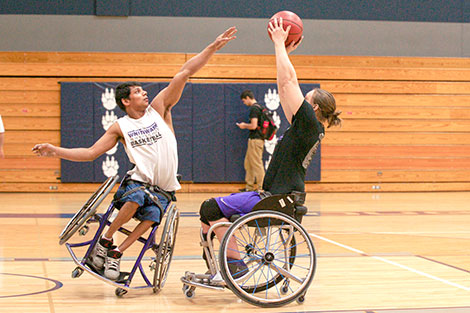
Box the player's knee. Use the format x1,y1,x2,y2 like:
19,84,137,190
199,198,221,225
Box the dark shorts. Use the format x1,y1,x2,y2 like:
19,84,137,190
214,191,261,218
114,181,170,224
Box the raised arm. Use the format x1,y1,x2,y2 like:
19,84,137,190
151,27,237,125
268,18,305,123
32,122,122,161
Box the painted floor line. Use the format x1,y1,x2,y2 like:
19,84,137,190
309,232,470,292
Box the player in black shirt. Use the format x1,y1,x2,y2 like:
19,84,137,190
198,18,342,274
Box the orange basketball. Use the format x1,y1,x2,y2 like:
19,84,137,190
268,11,303,46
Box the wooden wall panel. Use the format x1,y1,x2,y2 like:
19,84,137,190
0,52,469,192
322,145,470,158
321,170,470,182
323,133,470,146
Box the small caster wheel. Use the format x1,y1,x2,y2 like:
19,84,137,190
184,289,195,299
115,288,128,297
71,267,84,278
281,280,290,294
296,295,305,304
79,225,89,236
182,284,189,292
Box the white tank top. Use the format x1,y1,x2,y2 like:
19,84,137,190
117,106,181,191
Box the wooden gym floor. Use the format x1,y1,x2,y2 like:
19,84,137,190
0,191,469,313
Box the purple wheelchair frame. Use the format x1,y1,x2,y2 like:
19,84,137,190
64,175,173,296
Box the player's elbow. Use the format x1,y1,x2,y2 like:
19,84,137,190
85,147,101,161
177,68,192,81
278,81,294,97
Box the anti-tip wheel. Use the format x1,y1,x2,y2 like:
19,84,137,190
115,288,128,297
184,286,195,298
296,295,305,304
71,267,84,278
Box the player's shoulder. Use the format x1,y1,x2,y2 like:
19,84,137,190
107,120,124,138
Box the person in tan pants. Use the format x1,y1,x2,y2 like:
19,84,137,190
237,90,265,191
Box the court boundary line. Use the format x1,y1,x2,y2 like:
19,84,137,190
416,255,470,274
0,273,63,298
309,233,470,291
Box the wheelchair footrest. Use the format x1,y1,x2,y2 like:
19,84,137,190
181,272,225,290
85,260,130,283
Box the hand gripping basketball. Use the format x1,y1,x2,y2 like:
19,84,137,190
267,11,303,46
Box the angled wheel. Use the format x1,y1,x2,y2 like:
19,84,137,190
219,210,316,308
59,175,119,245
153,204,180,293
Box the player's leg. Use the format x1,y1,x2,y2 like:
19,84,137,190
199,195,261,277
104,190,167,280
89,201,139,270
251,139,265,191
244,140,255,191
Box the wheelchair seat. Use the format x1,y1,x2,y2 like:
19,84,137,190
229,192,308,224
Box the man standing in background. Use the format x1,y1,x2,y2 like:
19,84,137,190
236,90,264,192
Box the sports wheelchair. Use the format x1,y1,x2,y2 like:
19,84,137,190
59,175,180,297
181,192,316,307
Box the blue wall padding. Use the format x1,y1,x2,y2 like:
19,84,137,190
171,83,193,181
191,84,226,182
96,0,129,16
223,83,252,182
61,82,321,183
1,0,468,23
92,82,130,182
60,83,95,182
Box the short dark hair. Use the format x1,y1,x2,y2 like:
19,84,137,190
115,82,142,112
240,90,254,100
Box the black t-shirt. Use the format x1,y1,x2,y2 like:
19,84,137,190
248,104,263,140
262,100,325,194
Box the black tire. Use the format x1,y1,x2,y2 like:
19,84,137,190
219,210,316,308
59,175,119,245
153,205,180,293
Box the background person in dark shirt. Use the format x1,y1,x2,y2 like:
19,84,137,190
236,90,264,192
198,18,342,275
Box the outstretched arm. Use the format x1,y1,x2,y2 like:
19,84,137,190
268,18,305,124
151,27,238,127
32,122,121,161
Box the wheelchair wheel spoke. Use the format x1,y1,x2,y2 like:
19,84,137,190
268,264,282,299
271,262,304,284
236,225,266,257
